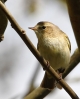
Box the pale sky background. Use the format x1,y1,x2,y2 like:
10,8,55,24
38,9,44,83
0,0,80,99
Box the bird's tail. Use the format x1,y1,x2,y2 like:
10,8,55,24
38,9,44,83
40,72,56,89
40,72,62,89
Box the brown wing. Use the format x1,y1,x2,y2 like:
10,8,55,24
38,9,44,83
65,34,71,52
37,42,39,51
61,30,71,52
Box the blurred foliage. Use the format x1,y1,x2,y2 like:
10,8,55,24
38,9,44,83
21,0,67,15
27,0,38,13
59,0,66,3
24,62,41,97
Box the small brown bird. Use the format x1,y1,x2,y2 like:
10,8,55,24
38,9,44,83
29,21,71,89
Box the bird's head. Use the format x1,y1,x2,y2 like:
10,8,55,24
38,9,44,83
29,21,57,39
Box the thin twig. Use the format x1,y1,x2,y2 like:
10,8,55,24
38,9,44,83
63,48,80,78
0,1,79,99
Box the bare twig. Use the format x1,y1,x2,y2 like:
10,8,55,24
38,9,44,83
63,48,80,78
0,1,79,99
24,87,51,99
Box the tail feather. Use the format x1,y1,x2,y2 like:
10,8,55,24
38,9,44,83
40,72,62,89
40,72,55,89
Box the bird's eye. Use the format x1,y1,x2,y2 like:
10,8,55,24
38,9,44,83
42,26,46,29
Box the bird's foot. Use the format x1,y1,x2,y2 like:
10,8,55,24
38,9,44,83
43,60,50,70
55,70,63,89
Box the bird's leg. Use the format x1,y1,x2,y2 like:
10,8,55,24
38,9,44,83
46,60,50,68
56,69,64,80
43,59,50,70
55,68,65,89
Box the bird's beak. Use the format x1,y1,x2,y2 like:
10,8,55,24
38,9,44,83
28,27,37,31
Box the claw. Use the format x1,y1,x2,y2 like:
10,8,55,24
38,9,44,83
43,60,50,70
55,70,63,89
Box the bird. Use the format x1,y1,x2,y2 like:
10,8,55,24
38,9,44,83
29,21,71,89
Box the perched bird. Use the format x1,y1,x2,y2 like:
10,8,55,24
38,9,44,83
29,21,71,89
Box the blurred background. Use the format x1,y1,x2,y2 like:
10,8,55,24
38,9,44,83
0,0,80,99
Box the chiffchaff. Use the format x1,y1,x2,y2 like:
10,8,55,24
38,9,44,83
29,21,71,89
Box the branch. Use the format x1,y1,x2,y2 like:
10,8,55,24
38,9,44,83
24,48,80,99
24,87,51,99
4,0,7,2
0,0,7,41
66,0,80,51
0,1,79,99
63,48,80,78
